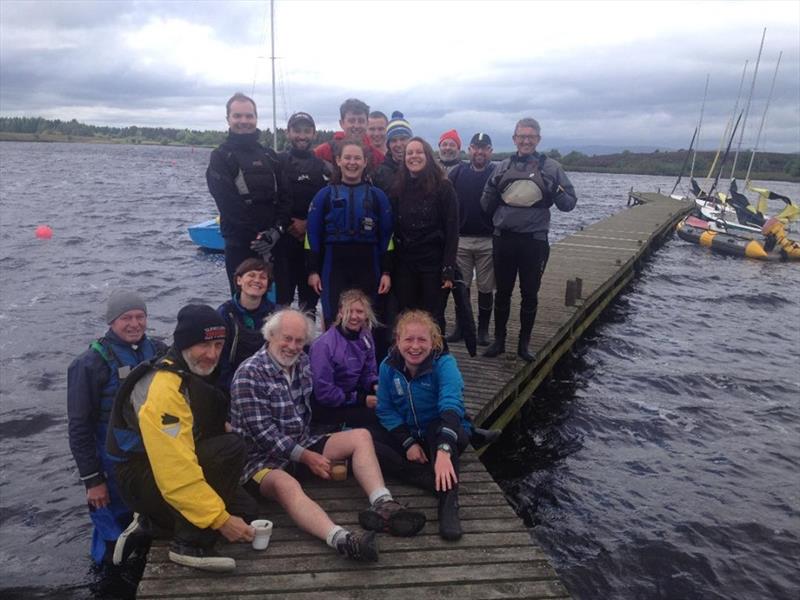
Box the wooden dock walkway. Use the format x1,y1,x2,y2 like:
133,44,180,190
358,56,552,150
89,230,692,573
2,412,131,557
138,192,691,599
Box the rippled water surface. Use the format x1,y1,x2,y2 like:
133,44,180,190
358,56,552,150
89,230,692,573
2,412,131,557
1,142,798,598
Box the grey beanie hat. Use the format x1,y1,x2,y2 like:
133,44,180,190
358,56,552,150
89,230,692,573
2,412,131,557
106,289,147,324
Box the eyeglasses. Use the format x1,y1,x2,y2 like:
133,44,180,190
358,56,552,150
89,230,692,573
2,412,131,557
514,135,539,141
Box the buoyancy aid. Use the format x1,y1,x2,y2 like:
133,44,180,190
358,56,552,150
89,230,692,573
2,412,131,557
497,154,549,208
278,150,329,217
323,184,382,244
223,141,280,208
106,353,228,462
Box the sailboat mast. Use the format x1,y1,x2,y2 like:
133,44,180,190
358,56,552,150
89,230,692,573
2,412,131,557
730,27,766,179
689,74,709,180
270,0,277,152
744,51,782,187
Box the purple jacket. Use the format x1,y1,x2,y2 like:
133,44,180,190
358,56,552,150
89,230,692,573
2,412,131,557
309,326,378,408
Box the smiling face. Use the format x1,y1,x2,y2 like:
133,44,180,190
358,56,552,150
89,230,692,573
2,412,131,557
340,111,368,137
110,309,147,344
438,138,460,162
404,140,427,175
267,312,308,368
182,339,225,376
335,143,367,184
469,143,493,169
513,126,540,156
227,99,258,135
367,116,388,149
388,135,410,162
340,299,367,332
287,123,315,152
236,269,269,299
397,322,433,369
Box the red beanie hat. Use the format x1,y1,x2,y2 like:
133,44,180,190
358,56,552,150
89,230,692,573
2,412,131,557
438,129,461,149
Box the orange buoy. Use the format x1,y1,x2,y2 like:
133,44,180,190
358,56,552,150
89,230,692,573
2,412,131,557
35,225,53,239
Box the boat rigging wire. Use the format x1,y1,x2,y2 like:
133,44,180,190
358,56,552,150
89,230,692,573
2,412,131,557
744,52,782,187
671,127,698,196
730,27,766,179
689,74,709,181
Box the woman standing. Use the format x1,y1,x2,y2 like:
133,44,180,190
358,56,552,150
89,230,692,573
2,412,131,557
306,139,393,328
216,257,275,393
390,137,459,335
375,310,471,540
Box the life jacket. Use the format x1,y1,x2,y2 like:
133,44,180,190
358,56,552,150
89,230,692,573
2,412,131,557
497,154,548,208
223,142,280,208
322,184,382,244
224,303,270,369
89,336,162,426
106,353,229,462
278,151,329,217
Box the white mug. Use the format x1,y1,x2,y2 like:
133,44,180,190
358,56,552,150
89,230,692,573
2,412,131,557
251,519,273,550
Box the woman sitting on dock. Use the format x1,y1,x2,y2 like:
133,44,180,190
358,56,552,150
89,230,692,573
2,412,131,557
375,309,471,541
309,289,380,430
216,257,275,393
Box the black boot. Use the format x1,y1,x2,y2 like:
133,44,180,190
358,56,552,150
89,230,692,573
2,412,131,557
446,323,463,343
438,489,462,541
517,309,536,363
477,292,492,346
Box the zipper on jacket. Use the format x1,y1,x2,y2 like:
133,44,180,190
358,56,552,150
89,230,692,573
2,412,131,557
399,371,422,437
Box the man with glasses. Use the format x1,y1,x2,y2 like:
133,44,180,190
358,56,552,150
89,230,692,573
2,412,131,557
480,118,577,362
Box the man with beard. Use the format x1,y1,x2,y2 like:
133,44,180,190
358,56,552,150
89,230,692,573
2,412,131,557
274,112,330,315
108,305,257,572
437,129,463,174
231,309,426,562
207,92,291,294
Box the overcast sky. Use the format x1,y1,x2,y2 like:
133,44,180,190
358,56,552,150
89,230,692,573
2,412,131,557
1,0,798,153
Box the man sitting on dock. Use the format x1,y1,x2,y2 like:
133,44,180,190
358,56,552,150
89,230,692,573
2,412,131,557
481,117,577,362
230,308,427,562
108,304,257,573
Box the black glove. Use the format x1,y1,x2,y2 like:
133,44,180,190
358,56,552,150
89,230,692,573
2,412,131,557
250,227,281,256
442,265,455,283
540,171,560,208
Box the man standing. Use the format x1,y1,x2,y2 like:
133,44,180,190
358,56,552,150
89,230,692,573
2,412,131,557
481,118,577,362
108,305,256,572
446,133,497,346
207,92,291,294
68,290,166,569
274,112,329,315
367,110,389,155
438,129,463,174
314,98,384,169
371,111,412,193
231,309,426,562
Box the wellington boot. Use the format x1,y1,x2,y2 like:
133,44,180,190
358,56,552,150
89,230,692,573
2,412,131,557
438,489,462,541
477,292,492,346
446,324,463,343
483,336,505,358
517,336,535,363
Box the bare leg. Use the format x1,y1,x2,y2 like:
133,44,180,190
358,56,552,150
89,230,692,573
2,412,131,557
259,470,334,541
323,429,385,498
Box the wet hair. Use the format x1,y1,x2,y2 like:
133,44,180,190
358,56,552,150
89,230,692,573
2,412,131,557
369,111,388,123
334,289,379,330
394,309,444,353
234,258,269,290
340,98,370,120
261,308,315,344
514,117,541,135
226,92,257,117
330,137,367,184
392,136,445,197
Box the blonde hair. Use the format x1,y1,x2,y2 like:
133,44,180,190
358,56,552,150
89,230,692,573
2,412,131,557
334,289,379,330
393,310,443,352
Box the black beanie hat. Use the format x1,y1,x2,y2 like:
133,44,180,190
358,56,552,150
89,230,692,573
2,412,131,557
173,304,227,351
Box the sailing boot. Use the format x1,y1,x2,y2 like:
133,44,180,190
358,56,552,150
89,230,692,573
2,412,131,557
483,302,509,357
517,308,536,363
438,488,462,541
477,292,493,346
447,287,470,343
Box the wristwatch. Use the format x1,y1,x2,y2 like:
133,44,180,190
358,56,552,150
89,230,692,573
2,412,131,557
437,443,452,454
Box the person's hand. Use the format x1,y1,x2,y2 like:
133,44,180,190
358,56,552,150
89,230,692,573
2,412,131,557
378,274,391,295
225,421,233,433
218,515,255,543
86,482,110,510
365,394,378,409
288,218,307,241
441,279,453,289
434,450,458,492
308,273,323,294
441,265,455,289
251,228,281,255
301,449,331,479
406,443,428,464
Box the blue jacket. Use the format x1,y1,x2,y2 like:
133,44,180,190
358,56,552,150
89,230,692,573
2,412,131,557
67,330,165,488
309,325,378,408
216,294,275,393
376,349,471,449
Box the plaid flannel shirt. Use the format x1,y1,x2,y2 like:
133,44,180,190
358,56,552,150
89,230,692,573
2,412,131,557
230,346,321,481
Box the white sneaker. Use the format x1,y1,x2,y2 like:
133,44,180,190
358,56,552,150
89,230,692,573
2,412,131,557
168,542,236,572
113,513,147,566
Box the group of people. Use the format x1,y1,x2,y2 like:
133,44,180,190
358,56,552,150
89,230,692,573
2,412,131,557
66,92,578,584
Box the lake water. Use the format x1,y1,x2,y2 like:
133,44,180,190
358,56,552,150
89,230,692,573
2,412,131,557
1,141,798,599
